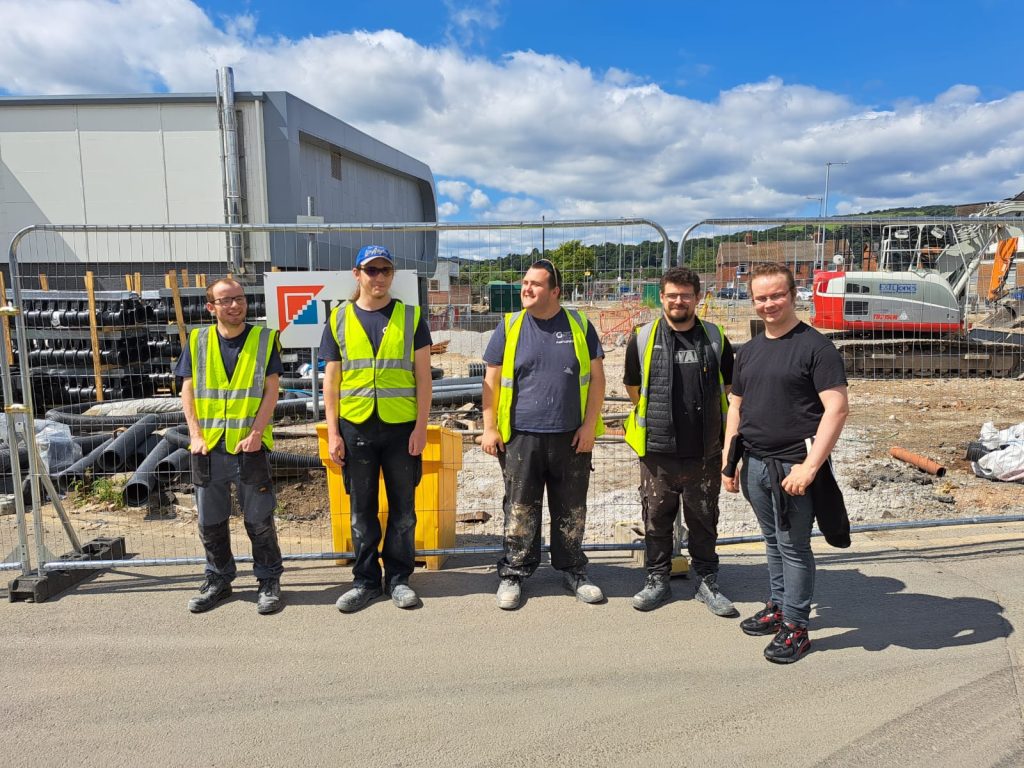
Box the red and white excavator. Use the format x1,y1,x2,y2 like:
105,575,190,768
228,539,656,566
810,193,1024,376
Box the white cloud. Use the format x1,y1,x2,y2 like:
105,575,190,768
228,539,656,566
437,180,472,202
1,0,1023,234
437,201,460,217
469,189,491,209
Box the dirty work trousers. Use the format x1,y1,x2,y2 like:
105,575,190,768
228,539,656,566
496,430,592,579
639,452,722,579
338,417,421,591
195,448,283,582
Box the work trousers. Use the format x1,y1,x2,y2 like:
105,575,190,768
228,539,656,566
339,417,421,590
741,454,816,626
195,448,283,581
639,451,723,578
496,431,591,579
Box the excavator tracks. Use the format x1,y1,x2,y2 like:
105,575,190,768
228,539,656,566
832,336,1023,378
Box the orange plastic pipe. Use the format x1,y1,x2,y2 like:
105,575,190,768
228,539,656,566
889,446,946,477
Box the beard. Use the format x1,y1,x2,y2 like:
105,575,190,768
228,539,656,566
666,306,693,323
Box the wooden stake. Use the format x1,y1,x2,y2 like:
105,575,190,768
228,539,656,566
0,272,13,366
168,269,188,354
181,268,189,287
124,274,133,291
38,273,49,291
134,272,142,293
84,271,104,403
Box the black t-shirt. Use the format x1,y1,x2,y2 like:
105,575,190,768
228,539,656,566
483,309,603,433
174,324,284,386
318,299,432,362
731,322,847,455
623,321,734,457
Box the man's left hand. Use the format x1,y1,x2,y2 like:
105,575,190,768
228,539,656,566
237,431,263,454
571,424,596,454
782,462,817,496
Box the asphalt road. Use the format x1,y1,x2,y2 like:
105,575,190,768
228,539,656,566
2,522,1022,767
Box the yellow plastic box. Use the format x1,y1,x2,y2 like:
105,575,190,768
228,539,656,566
316,423,463,570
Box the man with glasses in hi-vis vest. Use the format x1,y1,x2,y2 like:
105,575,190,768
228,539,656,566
481,259,607,610
623,266,737,615
178,277,285,615
319,245,433,613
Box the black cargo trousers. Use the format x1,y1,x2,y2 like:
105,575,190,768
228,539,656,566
639,451,722,578
496,430,592,579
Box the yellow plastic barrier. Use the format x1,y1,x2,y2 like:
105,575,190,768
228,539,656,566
316,424,463,570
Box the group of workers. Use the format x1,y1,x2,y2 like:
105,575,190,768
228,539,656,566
178,245,849,665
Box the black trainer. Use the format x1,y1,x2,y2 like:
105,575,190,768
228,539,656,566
188,575,232,613
764,621,812,664
256,577,283,615
740,601,783,636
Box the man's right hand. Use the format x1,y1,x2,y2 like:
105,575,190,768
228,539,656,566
328,433,346,466
481,426,505,456
721,468,739,494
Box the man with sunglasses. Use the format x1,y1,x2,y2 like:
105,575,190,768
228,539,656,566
319,245,433,612
722,263,849,664
624,267,736,615
176,277,285,615
481,258,606,610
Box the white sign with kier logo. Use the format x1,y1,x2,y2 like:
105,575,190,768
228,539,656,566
263,271,419,349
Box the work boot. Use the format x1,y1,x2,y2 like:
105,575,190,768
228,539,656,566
388,583,421,609
336,584,384,613
764,621,812,664
256,577,283,615
496,576,522,610
563,572,605,604
740,601,783,636
694,574,738,617
187,575,232,613
632,574,672,611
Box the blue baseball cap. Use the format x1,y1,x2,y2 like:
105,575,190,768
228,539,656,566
355,245,393,267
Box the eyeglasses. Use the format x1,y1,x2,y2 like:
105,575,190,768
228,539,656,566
663,292,697,303
359,265,394,278
752,291,792,305
210,295,247,307
529,259,562,289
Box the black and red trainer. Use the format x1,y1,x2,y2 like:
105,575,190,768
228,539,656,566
740,601,783,636
763,621,811,664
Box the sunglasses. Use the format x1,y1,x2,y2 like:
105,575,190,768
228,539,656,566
359,265,394,278
530,259,562,289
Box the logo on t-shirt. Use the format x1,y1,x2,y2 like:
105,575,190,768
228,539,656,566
675,349,700,364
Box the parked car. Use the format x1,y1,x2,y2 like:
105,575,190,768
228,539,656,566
796,286,813,301
717,287,747,300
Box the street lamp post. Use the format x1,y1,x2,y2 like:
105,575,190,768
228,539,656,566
805,196,823,282
821,161,847,270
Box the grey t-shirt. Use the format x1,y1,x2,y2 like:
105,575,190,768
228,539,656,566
483,309,603,433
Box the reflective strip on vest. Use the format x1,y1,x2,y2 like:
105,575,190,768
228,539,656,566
495,307,605,442
190,325,275,453
331,301,419,424
624,318,726,457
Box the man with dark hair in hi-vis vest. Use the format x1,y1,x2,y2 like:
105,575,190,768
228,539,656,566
177,277,285,615
481,259,607,610
319,245,433,613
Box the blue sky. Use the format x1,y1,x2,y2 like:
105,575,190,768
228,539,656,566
2,0,1023,231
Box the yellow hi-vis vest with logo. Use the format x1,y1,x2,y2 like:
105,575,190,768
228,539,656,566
496,307,606,443
189,325,276,453
330,300,419,424
623,318,727,457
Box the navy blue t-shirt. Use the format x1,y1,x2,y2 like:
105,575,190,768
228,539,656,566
174,324,284,386
318,299,432,362
483,309,603,433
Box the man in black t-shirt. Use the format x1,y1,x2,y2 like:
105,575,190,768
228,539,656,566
723,263,849,664
623,267,736,615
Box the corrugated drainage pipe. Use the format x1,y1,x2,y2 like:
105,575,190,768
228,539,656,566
123,438,178,507
96,415,160,473
53,437,115,495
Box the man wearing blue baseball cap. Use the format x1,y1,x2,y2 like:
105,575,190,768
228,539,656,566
319,245,434,612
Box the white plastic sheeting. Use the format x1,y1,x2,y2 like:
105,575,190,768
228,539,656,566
972,421,1024,483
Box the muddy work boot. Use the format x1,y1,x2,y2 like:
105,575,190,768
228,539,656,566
336,584,384,613
496,577,522,610
256,577,283,615
387,583,421,609
563,572,605,604
694,574,738,617
632,574,672,611
740,601,783,636
764,621,812,664
188,575,232,613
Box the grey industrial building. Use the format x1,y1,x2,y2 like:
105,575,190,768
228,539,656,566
0,76,438,289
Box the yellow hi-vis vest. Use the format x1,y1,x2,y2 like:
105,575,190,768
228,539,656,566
330,300,419,424
624,318,727,457
496,307,606,442
189,325,276,453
